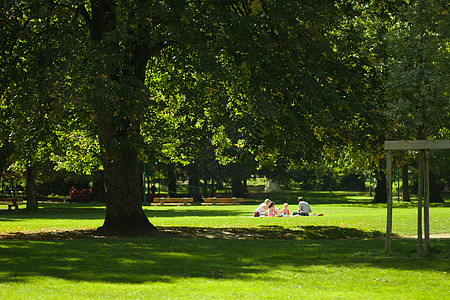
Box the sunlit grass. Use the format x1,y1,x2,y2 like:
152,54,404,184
1,192,449,238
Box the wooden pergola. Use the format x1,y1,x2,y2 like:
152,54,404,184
384,140,450,255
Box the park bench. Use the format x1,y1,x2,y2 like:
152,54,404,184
0,198,25,210
146,193,168,202
151,197,194,206
202,197,243,205
69,189,91,202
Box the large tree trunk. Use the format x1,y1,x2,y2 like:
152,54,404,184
84,0,159,235
25,165,38,211
96,120,156,236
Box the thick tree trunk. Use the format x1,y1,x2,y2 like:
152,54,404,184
401,164,410,202
25,165,38,211
96,121,156,236
84,1,159,236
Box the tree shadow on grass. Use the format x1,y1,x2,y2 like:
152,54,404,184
0,208,106,221
158,225,386,240
0,205,247,221
0,226,448,286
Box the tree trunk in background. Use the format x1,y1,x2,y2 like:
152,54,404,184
429,172,444,203
203,169,208,197
25,165,38,211
243,179,248,195
401,164,410,202
167,165,177,197
232,175,245,198
211,178,215,197
188,165,202,202
372,171,387,203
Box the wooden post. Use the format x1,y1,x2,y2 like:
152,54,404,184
212,197,216,205
183,197,188,206
160,197,165,206
232,197,236,205
424,150,430,253
417,151,424,256
385,151,393,251
384,140,450,254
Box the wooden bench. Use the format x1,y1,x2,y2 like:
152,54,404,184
70,189,91,202
202,197,243,205
152,197,194,206
146,193,168,202
0,198,25,210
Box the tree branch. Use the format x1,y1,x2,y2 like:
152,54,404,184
77,4,92,29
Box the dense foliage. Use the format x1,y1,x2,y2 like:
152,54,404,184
1,0,448,234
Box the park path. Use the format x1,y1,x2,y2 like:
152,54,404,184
399,233,450,239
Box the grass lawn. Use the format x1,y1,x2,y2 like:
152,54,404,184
0,191,449,299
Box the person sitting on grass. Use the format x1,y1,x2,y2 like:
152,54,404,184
253,199,270,217
267,201,280,217
278,203,290,217
292,197,312,216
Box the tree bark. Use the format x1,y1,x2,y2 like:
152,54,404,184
372,170,387,203
167,165,177,197
96,120,156,236
429,172,444,203
232,175,245,198
25,165,38,211
188,164,202,202
401,164,410,202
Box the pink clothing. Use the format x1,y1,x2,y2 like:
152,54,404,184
267,207,279,217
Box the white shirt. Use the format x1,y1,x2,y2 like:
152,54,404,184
256,203,267,214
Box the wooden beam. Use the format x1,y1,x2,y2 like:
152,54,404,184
424,150,430,253
417,150,424,256
385,151,393,251
384,140,450,151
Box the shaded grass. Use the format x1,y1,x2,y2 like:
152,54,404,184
0,237,449,299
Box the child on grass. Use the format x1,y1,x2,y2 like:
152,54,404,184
278,203,290,217
267,201,280,217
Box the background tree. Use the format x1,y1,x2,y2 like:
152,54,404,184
1,0,70,210
385,0,449,202
386,0,449,139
